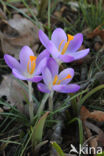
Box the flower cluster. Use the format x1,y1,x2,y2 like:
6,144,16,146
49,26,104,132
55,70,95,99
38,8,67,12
4,28,90,94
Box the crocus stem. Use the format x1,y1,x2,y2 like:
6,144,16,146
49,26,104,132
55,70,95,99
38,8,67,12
37,93,49,117
49,92,54,111
28,81,34,121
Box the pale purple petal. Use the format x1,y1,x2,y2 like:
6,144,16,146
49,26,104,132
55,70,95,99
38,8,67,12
53,84,80,93
39,30,50,47
58,68,74,84
70,48,90,60
42,67,52,86
37,83,50,93
67,33,83,53
27,76,42,82
35,57,48,76
47,41,60,58
47,57,59,78
59,54,74,63
4,54,21,71
19,46,34,70
12,68,27,80
51,28,67,49
36,49,50,66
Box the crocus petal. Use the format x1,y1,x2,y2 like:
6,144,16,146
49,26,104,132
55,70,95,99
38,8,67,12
53,84,80,93
42,67,52,86
12,68,27,80
19,45,34,70
51,28,67,48
59,54,74,63
47,41,60,58
36,49,50,66
37,83,50,93
47,57,59,78
35,57,48,76
58,68,74,84
67,33,83,53
70,48,90,60
27,76,42,82
4,54,20,71
39,30,50,47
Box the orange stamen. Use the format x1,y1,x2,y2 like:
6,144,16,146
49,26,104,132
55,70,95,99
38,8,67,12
30,61,36,75
53,74,72,85
63,74,72,80
27,60,30,73
27,56,37,75
53,75,58,85
30,56,36,62
58,40,65,51
61,34,74,55
67,34,74,41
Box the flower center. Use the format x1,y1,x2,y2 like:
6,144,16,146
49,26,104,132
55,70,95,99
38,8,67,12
58,34,74,55
53,74,72,85
27,56,37,75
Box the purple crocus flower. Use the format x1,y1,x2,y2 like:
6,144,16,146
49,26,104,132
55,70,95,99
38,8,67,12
4,46,49,82
37,58,80,93
39,28,90,64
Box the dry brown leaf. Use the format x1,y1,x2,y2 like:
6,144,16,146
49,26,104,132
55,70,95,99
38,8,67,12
0,107,3,113
0,74,29,115
85,127,98,155
80,106,104,122
54,6,67,18
0,14,41,58
89,111,104,122
90,137,98,153
85,121,103,134
81,106,104,155
97,132,104,146
87,25,104,42
94,42,102,51
80,106,90,120
0,107,3,120
0,8,6,19
84,121,104,155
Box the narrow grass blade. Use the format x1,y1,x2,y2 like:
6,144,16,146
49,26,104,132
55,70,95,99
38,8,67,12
51,141,65,156
78,84,104,109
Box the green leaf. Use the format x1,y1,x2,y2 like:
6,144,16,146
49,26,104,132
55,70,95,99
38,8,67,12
51,141,65,156
68,117,83,145
31,111,49,147
78,84,104,110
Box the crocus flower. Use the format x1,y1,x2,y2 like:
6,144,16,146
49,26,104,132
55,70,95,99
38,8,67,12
37,58,80,93
4,46,49,82
39,28,90,64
